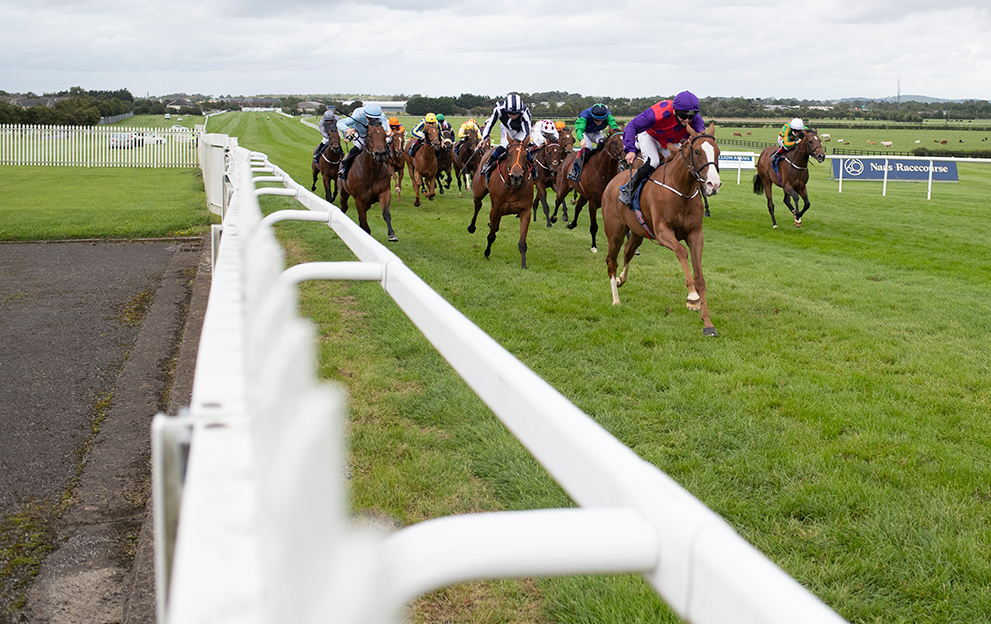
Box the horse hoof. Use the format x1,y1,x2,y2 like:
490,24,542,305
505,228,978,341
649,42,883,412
772,224,778,229
703,327,718,337
686,299,701,312
567,222,576,230
590,247,597,254
388,234,398,242
467,225,475,234
794,220,802,228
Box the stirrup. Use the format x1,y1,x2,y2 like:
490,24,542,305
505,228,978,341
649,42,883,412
618,184,632,207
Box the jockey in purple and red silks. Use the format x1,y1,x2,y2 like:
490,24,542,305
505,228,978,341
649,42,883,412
619,91,706,206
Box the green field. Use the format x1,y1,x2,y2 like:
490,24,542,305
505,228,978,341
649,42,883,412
6,111,991,623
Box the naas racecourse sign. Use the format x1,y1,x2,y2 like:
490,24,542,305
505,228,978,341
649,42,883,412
830,157,959,182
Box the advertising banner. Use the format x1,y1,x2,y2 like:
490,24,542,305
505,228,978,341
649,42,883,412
831,157,958,182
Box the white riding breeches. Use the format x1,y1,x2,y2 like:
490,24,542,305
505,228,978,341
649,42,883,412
499,123,528,147
635,132,677,167
581,129,607,150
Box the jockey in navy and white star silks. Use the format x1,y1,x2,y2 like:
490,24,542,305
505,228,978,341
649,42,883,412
479,94,533,179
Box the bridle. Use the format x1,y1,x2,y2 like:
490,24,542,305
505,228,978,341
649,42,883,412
497,141,528,188
646,134,719,215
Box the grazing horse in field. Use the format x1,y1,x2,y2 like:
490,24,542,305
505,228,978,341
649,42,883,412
553,130,625,252
388,130,406,202
602,126,722,336
452,134,485,198
339,120,398,242
531,142,564,228
435,127,456,194
468,138,535,268
752,128,825,228
405,122,441,207
310,126,343,203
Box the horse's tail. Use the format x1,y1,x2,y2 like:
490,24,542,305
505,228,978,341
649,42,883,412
752,173,764,195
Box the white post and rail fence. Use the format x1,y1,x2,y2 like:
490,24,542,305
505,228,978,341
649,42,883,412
152,132,849,624
0,123,200,167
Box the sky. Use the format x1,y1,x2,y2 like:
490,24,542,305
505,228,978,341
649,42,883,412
2,0,990,103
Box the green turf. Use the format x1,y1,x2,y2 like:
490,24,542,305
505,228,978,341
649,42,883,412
159,112,991,622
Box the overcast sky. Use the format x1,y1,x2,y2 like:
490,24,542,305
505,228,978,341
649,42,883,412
2,0,989,102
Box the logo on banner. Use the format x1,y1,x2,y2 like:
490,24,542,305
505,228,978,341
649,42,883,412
844,158,864,176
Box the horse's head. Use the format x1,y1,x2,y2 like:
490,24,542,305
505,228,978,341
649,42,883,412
605,132,625,162
558,130,575,152
544,142,563,168
802,129,826,163
685,124,722,197
424,122,441,149
327,128,343,155
365,120,390,164
504,138,529,189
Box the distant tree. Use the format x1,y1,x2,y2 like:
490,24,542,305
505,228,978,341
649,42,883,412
0,100,22,123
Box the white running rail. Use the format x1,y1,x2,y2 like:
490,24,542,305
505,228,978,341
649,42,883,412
153,135,849,624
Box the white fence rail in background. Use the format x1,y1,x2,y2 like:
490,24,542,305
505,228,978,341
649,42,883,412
153,135,849,624
0,124,200,167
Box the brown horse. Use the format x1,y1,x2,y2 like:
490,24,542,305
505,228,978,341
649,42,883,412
752,128,825,228
552,130,625,252
531,142,564,228
388,130,406,202
601,125,722,336
452,134,487,197
468,138,535,268
405,122,441,207
435,127,456,194
339,120,398,242
310,126,343,203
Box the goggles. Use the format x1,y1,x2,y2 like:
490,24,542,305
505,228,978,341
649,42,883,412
675,110,697,120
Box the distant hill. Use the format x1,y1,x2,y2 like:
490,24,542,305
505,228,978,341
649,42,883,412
838,95,973,104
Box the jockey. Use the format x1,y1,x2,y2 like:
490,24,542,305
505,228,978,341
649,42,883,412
530,119,559,149
388,116,405,138
554,120,566,133
772,117,805,175
567,103,620,181
337,103,390,179
618,91,705,207
407,112,438,157
436,113,454,138
479,93,533,180
457,118,482,141
314,109,339,163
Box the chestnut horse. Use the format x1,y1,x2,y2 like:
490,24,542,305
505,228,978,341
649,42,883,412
468,138,535,268
531,142,564,228
752,128,825,228
552,130,625,252
388,130,406,202
601,125,722,336
310,126,343,203
405,122,441,207
452,134,486,197
339,120,398,242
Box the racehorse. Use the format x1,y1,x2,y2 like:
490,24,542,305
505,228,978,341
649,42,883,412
601,125,721,335
435,127,456,194
452,134,486,197
552,130,625,252
405,122,441,207
468,138,535,268
388,130,406,202
310,126,343,203
752,128,825,228
530,142,564,228
339,120,398,242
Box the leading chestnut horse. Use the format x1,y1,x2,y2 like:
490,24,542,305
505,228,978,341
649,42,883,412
752,128,825,228
601,124,722,336
339,119,398,242
468,138,535,268
553,130,625,252
310,126,343,203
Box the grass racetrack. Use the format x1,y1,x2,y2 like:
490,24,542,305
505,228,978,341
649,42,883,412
12,111,986,623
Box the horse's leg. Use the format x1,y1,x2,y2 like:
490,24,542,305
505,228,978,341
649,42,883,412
685,229,716,336
436,172,445,195
380,190,398,242
652,224,700,314
794,184,812,226
485,206,503,260
534,184,552,228
339,186,351,214
412,171,422,207
518,206,531,269
468,176,487,234
589,200,600,253
763,174,778,228
567,195,587,231
606,219,631,305
311,164,319,192
355,200,372,235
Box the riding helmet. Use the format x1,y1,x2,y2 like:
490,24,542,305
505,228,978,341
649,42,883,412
389,116,400,126
590,104,608,119
424,112,437,123
436,113,445,122
790,118,805,130
505,94,524,113
672,91,700,114
364,103,383,117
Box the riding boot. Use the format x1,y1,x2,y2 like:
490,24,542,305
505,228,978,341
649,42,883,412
618,162,656,208
771,148,783,175
408,139,422,157
313,142,326,164
567,148,587,181
338,146,359,179
528,150,536,180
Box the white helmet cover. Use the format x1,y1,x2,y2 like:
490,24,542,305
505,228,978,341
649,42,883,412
790,117,805,130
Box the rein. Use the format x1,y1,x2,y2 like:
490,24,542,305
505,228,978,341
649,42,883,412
645,135,717,216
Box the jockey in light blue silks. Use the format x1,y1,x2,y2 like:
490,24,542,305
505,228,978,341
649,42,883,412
337,103,390,179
